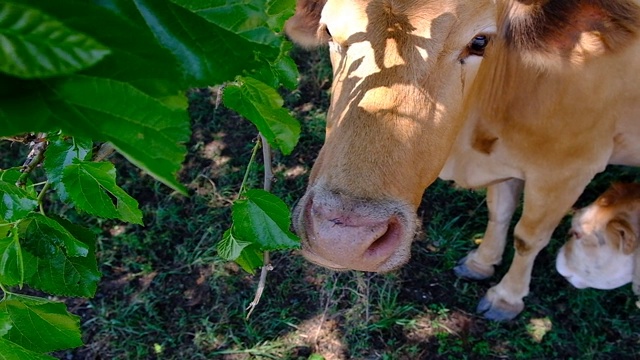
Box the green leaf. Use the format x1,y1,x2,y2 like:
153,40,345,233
217,228,252,261
0,307,11,337
19,216,100,297
235,244,263,274
62,159,142,224
218,229,265,273
0,93,51,136
0,223,9,239
0,181,38,223
0,169,36,198
22,213,88,258
0,338,57,360
223,77,300,155
43,136,92,202
232,189,299,251
0,2,110,78
266,0,296,33
250,41,299,89
0,227,23,287
20,0,185,102
133,0,277,86
0,294,82,353
169,0,283,47
271,48,299,90
48,75,189,194
169,0,298,89
0,75,190,194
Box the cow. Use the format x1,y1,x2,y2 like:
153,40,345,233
556,183,640,297
285,0,640,320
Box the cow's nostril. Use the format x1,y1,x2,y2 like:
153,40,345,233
366,217,402,257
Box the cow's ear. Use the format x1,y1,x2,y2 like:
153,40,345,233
285,0,327,48
606,218,638,255
501,0,640,67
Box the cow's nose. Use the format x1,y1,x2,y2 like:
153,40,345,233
303,196,405,272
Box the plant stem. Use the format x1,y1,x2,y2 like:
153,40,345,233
37,181,51,215
238,138,262,196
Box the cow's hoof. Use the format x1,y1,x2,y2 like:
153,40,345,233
476,294,524,321
453,254,494,280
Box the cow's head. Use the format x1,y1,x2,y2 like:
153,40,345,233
556,183,640,291
285,0,640,272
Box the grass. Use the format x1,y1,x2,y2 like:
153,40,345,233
3,45,640,359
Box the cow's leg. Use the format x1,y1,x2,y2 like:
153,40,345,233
454,178,524,280
477,176,591,321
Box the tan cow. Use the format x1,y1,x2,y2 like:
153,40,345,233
285,0,640,320
556,183,640,296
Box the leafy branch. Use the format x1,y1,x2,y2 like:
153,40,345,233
0,0,302,356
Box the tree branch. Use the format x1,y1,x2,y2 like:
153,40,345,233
16,133,47,187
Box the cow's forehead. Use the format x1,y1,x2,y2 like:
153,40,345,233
320,1,496,52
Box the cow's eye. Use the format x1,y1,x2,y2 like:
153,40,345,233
468,35,489,56
325,26,332,39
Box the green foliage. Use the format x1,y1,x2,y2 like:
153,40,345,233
218,189,300,272
0,0,301,356
0,294,82,353
20,216,101,298
0,338,57,360
0,2,110,79
63,160,143,224
224,77,301,155
0,181,37,222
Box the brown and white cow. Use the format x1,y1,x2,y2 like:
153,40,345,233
556,183,640,296
285,0,640,320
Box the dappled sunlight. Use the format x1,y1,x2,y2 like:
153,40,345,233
273,163,308,179
284,164,308,179
527,317,553,343
201,138,231,169
404,309,476,341
280,314,347,360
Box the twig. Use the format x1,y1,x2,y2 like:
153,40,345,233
246,252,272,319
260,133,273,192
93,142,116,162
209,85,224,109
245,133,275,320
16,133,47,187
